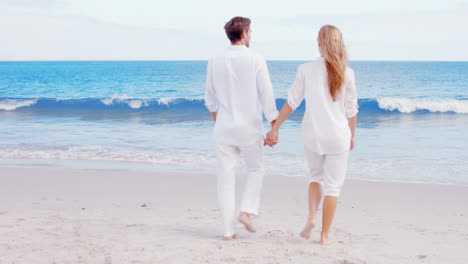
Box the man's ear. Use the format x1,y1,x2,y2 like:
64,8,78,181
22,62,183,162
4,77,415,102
242,29,248,40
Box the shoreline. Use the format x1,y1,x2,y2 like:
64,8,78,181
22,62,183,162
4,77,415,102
1,165,468,263
1,157,467,187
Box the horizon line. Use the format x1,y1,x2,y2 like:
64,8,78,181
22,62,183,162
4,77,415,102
1,59,468,62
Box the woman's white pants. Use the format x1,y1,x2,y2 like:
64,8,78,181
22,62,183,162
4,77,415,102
305,146,349,197
216,139,264,237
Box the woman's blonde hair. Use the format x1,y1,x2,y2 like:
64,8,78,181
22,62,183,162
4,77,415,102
318,25,347,101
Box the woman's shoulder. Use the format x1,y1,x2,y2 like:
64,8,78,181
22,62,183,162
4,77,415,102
298,59,323,72
345,66,355,78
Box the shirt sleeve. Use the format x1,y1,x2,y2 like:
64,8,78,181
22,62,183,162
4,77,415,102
345,69,359,118
256,57,279,122
287,65,305,111
204,59,219,112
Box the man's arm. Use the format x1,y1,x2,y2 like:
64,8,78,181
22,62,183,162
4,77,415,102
204,59,219,119
256,58,279,124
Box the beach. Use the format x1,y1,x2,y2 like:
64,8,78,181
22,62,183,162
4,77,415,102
1,2,468,263
1,165,467,264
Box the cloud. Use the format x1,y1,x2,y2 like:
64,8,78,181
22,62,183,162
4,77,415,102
253,8,468,60
0,0,67,10
1,5,467,61
0,11,227,60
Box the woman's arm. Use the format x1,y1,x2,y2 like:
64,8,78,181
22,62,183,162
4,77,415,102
211,112,218,122
345,69,358,150
265,101,293,146
265,65,304,147
348,115,357,150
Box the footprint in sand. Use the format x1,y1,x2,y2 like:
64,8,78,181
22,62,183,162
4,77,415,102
265,230,285,236
416,255,427,260
338,260,364,264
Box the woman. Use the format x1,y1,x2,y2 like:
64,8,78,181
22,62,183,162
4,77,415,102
266,25,358,245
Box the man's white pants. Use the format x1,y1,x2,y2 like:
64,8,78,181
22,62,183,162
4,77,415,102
216,139,264,237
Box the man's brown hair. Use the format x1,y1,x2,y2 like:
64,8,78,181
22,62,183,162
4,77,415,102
224,16,251,43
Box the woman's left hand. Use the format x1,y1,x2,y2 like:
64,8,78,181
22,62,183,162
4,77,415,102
350,137,355,150
265,129,279,147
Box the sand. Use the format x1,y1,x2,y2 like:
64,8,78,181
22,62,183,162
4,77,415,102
1,165,467,264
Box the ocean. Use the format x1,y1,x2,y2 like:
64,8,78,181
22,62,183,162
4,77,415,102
1,60,467,184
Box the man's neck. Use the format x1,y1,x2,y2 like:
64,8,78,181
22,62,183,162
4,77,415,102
232,40,246,46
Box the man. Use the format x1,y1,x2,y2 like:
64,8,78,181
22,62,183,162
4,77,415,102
204,16,278,240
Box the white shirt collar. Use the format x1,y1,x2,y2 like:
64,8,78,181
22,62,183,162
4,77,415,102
228,45,248,49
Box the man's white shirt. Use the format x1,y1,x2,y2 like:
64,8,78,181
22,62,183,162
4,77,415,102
205,45,279,146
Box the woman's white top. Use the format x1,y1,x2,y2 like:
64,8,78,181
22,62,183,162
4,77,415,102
287,57,358,154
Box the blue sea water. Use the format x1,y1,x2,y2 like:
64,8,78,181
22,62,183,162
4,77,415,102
0,61,467,184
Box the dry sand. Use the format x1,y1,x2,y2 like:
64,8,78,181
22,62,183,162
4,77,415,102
1,166,467,263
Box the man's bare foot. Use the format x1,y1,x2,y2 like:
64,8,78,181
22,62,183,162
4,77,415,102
320,232,334,245
299,220,316,239
223,234,236,241
238,212,256,233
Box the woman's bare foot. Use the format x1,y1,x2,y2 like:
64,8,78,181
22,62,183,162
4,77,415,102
238,212,256,233
320,232,334,245
223,234,236,241
299,220,316,239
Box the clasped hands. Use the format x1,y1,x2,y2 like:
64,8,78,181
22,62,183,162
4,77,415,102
264,120,279,147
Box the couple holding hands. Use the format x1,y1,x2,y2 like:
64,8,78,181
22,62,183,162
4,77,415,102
204,16,358,244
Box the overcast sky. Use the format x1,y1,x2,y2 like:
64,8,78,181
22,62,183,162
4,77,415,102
1,0,468,60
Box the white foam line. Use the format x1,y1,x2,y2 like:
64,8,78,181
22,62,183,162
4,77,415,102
157,98,174,105
347,177,468,187
377,97,468,113
272,174,468,187
0,99,38,111
99,95,133,106
127,100,149,109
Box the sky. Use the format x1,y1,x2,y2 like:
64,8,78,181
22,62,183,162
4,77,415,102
1,0,468,61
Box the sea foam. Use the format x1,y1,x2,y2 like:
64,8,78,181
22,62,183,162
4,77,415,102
2,97,467,115
377,97,468,114
0,99,38,111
